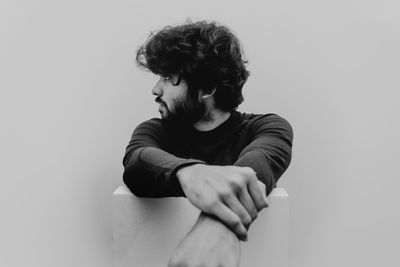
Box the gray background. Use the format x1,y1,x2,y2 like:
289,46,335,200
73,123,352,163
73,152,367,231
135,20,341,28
1,0,399,266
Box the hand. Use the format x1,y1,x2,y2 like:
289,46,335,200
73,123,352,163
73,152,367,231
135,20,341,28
177,164,269,240
168,212,241,267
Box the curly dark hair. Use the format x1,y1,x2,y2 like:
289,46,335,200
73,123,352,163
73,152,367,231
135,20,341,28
136,20,250,112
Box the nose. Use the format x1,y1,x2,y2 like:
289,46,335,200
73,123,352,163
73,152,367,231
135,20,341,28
152,78,163,96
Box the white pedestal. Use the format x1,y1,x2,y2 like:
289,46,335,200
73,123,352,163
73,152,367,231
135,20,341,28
113,185,289,267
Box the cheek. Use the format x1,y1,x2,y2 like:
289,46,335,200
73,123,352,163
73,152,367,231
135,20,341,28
163,83,189,108
170,91,187,104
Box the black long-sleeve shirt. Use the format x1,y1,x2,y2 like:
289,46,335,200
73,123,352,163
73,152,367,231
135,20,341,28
123,111,293,197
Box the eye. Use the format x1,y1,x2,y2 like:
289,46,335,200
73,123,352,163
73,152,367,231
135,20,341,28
160,74,181,86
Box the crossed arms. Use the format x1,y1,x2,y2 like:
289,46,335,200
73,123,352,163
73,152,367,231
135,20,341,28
122,114,293,266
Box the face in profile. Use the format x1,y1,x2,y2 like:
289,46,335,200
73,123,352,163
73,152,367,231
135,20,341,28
152,74,205,125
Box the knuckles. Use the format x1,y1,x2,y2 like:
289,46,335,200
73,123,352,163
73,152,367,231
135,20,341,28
258,181,266,192
218,187,235,200
203,198,219,212
241,166,256,176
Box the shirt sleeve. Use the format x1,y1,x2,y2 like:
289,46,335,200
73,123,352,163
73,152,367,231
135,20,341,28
233,114,293,196
122,119,205,197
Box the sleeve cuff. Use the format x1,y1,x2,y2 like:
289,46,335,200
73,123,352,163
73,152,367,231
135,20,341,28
166,159,207,197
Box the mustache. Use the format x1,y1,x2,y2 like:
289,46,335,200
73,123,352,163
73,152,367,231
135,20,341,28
155,97,165,105
155,97,168,110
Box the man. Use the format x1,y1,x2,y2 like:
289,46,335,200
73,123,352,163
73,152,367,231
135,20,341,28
123,20,293,267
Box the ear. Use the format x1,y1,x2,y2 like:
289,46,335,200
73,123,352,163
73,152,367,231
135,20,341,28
201,88,216,99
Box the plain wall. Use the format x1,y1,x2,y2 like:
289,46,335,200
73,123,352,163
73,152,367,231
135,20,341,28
1,0,399,266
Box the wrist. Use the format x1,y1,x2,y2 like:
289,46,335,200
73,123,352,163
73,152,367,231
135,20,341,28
197,213,240,241
176,164,204,184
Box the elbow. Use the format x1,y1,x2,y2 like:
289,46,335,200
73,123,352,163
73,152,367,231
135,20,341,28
123,167,147,197
122,148,149,197
123,164,165,198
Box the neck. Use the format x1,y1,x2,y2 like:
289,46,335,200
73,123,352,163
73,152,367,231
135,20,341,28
193,109,232,131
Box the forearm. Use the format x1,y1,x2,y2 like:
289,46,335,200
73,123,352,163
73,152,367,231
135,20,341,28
168,212,241,267
194,212,241,242
122,119,206,197
234,115,293,195
234,150,277,195
123,147,205,197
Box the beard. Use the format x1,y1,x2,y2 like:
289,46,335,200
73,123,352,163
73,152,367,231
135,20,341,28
157,92,206,126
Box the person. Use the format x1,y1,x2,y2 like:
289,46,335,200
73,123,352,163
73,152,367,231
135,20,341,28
122,19,293,267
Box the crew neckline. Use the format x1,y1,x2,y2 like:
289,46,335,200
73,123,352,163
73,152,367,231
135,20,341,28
188,111,241,142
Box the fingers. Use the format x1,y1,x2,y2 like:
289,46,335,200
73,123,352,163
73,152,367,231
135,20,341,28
256,180,270,207
223,194,253,229
237,189,258,222
248,177,269,211
212,203,248,241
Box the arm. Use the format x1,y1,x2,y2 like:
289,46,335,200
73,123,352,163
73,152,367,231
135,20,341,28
234,114,293,195
169,114,293,266
175,114,293,237
122,119,205,197
177,163,268,240
168,212,241,267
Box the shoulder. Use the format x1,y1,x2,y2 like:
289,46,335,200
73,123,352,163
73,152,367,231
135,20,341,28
237,112,293,140
128,118,175,148
238,112,292,130
131,118,168,137
134,118,163,130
